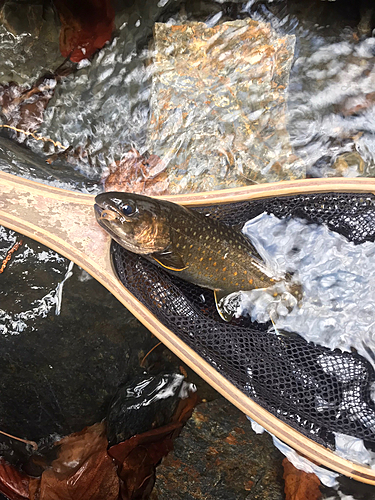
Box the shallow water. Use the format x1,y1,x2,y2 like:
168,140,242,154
1,0,374,187
1,0,375,496
249,0,375,177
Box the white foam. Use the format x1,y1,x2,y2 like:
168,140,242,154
241,213,375,369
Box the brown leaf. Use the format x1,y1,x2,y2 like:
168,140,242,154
53,0,115,62
0,388,198,500
0,59,74,137
0,76,56,133
104,149,169,196
283,458,322,500
30,422,119,500
0,458,30,500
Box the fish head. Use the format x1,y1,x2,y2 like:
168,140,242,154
94,192,171,254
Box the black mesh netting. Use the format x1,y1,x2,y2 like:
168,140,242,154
111,192,375,450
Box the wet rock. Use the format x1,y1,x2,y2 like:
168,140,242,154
0,225,217,473
107,373,194,446
333,151,366,176
151,398,285,500
0,136,98,191
0,229,158,462
0,2,44,37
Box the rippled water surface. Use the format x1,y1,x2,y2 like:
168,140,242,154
1,0,374,187
241,213,375,368
1,0,375,495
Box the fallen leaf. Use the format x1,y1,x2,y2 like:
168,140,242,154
283,458,322,500
104,149,169,195
53,0,115,62
0,459,30,500
0,381,199,500
0,61,74,135
29,422,119,500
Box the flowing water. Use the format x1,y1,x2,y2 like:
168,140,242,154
238,214,375,468
1,0,374,186
1,0,375,497
241,213,375,367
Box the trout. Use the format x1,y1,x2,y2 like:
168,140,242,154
94,192,299,320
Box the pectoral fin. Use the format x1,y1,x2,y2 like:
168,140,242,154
151,251,188,272
214,289,234,322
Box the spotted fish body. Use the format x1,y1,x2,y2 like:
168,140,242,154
94,192,286,319
159,206,273,293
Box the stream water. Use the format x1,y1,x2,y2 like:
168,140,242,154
1,0,375,498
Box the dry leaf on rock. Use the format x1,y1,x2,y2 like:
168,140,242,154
29,422,119,500
283,458,322,500
104,149,169,195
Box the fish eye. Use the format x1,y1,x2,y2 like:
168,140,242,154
120,203,135,216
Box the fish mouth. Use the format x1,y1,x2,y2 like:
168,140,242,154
94,202,142,254
94,200,122,222
94,203,120,233
94,203,103,218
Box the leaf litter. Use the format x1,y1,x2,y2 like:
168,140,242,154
0,378,199,500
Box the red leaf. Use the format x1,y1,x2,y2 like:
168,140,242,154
283,458,322,500
53,0,115,62
0,458,30,500
30,422,119,500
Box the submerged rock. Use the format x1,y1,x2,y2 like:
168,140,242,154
151,398,285,500
149,19,304,194
0,228,157,464
0,1,63,85
107,373,196,446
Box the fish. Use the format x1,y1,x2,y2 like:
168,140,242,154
94,192,301,321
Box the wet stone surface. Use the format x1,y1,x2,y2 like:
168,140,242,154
151,398,285,500
0,228,156,461
0,226,219,473
0,0,62,85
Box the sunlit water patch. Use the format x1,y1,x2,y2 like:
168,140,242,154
0,0,371,191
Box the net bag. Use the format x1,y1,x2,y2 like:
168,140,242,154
111,192,375,451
